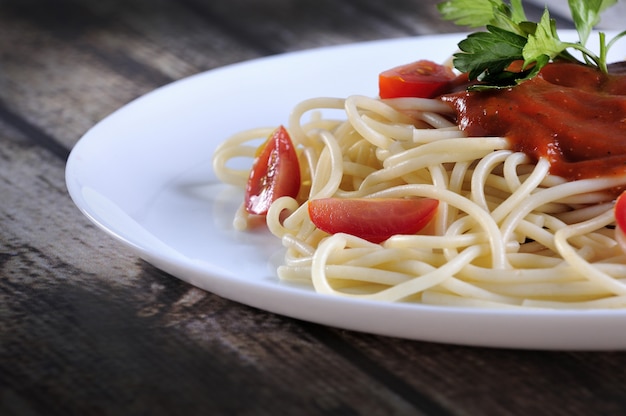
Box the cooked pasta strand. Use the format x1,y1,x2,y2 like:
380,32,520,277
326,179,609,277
212,95,626,309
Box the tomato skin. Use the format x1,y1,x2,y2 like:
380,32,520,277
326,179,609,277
615,191,626,231
308,198,439,243
378,60,456,99
244,125,300,215
615,191,626,252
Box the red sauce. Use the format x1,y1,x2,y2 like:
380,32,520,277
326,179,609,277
441,62,626,181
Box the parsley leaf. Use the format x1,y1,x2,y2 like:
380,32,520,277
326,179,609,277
507,0,527,23
569,0,616,44
436,0,497,28
438,0,626,89
522,9,565,66
454,26,526,82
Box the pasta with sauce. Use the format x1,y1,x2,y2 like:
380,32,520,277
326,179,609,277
212,61,626,310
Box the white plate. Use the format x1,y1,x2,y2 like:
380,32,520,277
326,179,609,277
66,32,626,350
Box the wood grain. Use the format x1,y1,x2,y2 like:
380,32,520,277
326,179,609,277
1,1,626,415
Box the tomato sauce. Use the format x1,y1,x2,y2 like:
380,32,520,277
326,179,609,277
441,62,626,181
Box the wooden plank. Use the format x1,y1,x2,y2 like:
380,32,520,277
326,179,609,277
2,0,625,415
0,0,264,149
0,120,436,414
0,0,460,151
181,0,411,53
334,330,626,415
0,11,157,149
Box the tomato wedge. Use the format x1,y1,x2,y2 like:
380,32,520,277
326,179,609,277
244,125,300,215
308,198,439,243
379,60,457,99
615,191,626,252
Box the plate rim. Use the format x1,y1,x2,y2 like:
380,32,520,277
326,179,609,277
65,32,626,351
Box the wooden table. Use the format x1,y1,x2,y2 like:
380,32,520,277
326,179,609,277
2,1,626,415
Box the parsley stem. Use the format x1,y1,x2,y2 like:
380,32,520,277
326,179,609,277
561,42,601,69
439,0,624,88
598,32,608,74
607,30,626,55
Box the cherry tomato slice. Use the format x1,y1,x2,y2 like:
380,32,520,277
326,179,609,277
379,60,456,99
615,191,626,251
308,198,439,243
244,125,300,215
615,191,626,230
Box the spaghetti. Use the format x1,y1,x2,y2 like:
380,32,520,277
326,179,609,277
212,87,626,309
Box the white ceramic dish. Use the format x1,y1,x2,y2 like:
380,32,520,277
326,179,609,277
66,32,626,350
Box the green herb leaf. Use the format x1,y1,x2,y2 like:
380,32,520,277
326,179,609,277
438,0,528,33
454,25,527,82
523,9,565,66
568,0,617,44
438,0,624,89
508,0,527,23
437,0,498,28
490,3,528,35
